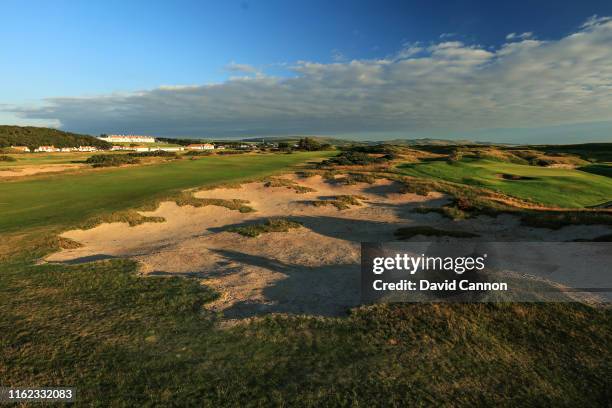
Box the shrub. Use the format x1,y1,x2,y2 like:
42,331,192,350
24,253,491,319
339,173,377,185
0,155,17,162
128,150,177,158
184,150,213,156
85,154,140,167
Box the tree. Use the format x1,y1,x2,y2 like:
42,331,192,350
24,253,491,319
297,137,322,151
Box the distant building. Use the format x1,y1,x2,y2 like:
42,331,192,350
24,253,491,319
98,135,157,143
60,147,76,152
10,145,30,152
77,146,97,152
187,143,215,150
157,147,185,152
110,145,132,151
34,145,60,153
133,146,151,152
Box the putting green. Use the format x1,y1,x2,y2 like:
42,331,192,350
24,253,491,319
398,158,612,208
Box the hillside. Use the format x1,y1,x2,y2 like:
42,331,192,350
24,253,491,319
0,126,110,150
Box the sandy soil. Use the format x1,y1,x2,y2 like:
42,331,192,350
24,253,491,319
0,164,85,178
46,174,611,318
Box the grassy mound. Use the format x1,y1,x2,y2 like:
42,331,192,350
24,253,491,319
263,177,316,193
312,195,366,210
227,218,303,237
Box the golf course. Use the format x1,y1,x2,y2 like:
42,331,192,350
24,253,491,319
1,142,610,406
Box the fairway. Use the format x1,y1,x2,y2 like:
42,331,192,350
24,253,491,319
0,152,102,167
0,152,332,233
397,158,612,208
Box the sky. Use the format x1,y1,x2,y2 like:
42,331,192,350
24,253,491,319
1,0,612,143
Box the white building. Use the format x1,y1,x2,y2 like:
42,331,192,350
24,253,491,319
98,135,157,143
77,146,97,152
187,143,214,150
34,145,60,153
10,145,30,152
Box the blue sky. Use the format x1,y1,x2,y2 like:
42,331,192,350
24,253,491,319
2,0,612,142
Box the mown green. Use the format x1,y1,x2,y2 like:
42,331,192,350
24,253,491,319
398,158,612,208
0,152,331,233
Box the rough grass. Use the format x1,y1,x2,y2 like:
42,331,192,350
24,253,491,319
0,154,17,162
338,173,377,185
227,218,303,237
57,236,84,249
263,177,316,193
394,226,480,239
311,195,366,210
79,209,166,229
173,193,255,213
0,243,610,406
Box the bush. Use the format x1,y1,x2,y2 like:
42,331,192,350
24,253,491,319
297,137,322,151
85,154,140,167
128,150,177,158
184,150,213,156
0,155,17,162
320,151,381,166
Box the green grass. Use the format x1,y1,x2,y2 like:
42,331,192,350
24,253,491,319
578,163,612,178
0,151,332,233
398,158,612,208
0,254,609,406
0,152,106,167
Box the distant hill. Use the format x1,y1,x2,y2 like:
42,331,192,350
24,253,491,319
239,136,496,147
0,126,110,150
371,138,496,146
238,136,358,146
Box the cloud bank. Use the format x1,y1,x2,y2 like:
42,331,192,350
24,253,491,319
10,16,612,139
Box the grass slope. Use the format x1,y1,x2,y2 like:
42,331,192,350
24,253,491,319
0,152,332,233
1,255,609,406
398,158,612,208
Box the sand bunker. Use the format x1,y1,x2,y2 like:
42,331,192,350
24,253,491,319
0,164,85,178
46,174,610,318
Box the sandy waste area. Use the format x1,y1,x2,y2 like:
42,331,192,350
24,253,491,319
0,164,85,178
46,174,610,318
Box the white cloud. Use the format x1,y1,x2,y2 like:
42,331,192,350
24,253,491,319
224,62,258,74
506,32,534,40
10,16,612,138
